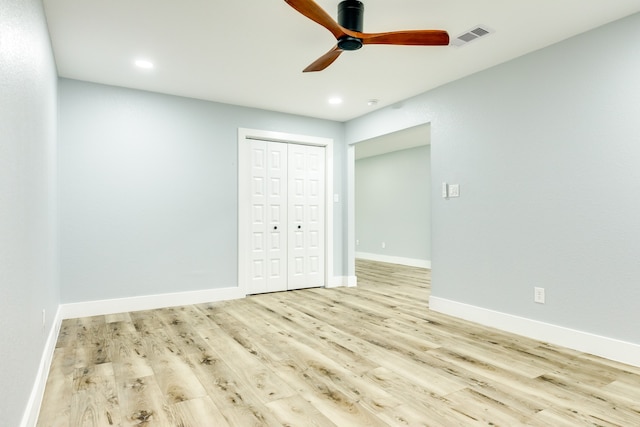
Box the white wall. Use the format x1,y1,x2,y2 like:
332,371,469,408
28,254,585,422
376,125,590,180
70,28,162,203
58,79,346,303
0,0,59,425
346,13,640,346
355,146,431,265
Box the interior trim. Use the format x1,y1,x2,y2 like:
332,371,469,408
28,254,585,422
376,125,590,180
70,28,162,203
430,296,640,368
356,252,431,269
21,307,62,427
60,287,244,320
237,128,335,295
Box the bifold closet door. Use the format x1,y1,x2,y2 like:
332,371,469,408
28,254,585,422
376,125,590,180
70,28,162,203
288,143,325,290
249,140,288,294
248,140,325,294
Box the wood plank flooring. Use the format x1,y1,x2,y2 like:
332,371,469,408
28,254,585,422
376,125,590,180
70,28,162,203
37,260,640,426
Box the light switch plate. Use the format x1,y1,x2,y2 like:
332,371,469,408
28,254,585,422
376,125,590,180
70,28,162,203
449,184,460,197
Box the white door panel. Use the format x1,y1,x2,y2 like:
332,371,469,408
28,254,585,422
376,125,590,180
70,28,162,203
249,140,288,294
249,140,325,294
288,144,325,290
266,142,288,292
250,141,267,294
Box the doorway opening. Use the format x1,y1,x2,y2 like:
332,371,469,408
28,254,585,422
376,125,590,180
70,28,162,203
350,123,432,277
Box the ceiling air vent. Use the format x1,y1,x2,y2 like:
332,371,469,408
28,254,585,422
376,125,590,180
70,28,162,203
451,25,494,47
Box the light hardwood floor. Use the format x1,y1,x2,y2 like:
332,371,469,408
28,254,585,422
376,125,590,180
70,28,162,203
38,260,640,426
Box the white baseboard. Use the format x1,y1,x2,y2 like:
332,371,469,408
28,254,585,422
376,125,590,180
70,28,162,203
429,296,640,368
326,276,343,288
21,306,63,427
60,286,245,319
326,276,358,288
356,252,431,269
346,275,358,287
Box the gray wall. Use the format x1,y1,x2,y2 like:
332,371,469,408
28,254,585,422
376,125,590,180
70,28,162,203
346,13,640,344
0,0,59,424
355,146,431,261
59,79,346,303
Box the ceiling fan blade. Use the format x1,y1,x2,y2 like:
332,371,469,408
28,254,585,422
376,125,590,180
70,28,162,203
361,30,449,46
303,46,344,72
285,0,347,39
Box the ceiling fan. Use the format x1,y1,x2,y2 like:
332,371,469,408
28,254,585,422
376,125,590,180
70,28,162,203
285,0,450,72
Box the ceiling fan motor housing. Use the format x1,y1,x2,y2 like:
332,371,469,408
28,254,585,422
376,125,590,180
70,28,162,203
337,0,364,50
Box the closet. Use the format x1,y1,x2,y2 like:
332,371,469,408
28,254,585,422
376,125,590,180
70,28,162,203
246,139,326,294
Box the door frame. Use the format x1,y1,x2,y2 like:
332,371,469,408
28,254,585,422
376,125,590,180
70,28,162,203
238,128,334,296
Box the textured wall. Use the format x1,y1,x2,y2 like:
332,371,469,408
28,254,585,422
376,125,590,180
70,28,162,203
58,79,346,302
0,0,59,425
346,13,640,344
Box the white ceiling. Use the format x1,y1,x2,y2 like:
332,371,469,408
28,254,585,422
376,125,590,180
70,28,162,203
43,0,640,122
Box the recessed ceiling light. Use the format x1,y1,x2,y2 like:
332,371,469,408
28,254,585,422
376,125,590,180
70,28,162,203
134,59,154,69
328,97,343,105
367,99,379,106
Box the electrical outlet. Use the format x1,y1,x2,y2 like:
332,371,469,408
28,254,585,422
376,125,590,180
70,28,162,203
356,239,360,246
381,242,386,249
42,309,46,331
534,287,545,304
